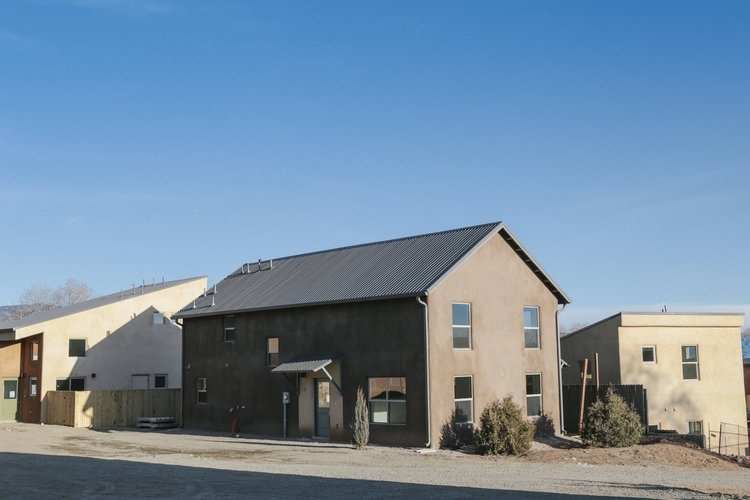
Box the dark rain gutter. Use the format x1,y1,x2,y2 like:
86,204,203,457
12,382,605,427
417,294,431,448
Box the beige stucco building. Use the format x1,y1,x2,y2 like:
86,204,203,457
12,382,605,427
0,277,207,423
561,312,746,452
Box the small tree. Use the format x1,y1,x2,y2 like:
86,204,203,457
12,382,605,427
474,396,534,456
350,385,369,449
439,408,474,449
581,386,644,448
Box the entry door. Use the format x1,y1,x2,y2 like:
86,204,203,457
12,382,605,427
315,379,330,438
1,378,19,421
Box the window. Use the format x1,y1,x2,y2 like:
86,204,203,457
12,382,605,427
153,312,165,325
267,338,279,366
154,374,167,389
30,377,38,397
642,346,656,363
56,378,85,391
197,378,207,403
3,380,17,399
223,316,236,343
687,420,703,434
648,423,661,433
525,374,542,417
68,339,86,357
369,377,407,424
454,376,473,422
681,345,699,380
31,341,39,361
452,303,471,349
524,307,540,349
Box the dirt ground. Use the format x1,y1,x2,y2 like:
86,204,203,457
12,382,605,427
1,422,749,499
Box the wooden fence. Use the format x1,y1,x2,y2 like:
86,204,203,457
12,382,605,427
561,384,647,434
45,389,181,428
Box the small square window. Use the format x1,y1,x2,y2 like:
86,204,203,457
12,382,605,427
154,374,167,389
641,346,656,363
68,339,86,357
153,312,165,325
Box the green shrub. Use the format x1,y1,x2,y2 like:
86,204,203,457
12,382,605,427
581,386,644,448
439,408,474,449
474,396,535,456
350,385,369,449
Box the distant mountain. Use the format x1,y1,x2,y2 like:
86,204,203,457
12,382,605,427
0,305,21,321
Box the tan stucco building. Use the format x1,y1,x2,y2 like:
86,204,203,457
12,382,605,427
175,222,571,447
561,312,746,452
0,277,207,423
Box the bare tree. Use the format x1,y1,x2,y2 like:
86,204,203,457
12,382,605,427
7,279,94,320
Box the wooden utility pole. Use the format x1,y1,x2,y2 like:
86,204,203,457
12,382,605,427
578,358,589,433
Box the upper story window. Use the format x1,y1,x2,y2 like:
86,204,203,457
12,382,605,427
31,341,39,361
452,303,471,349
523,306,540,349
153,312,165,325
68,339,86,357
154,374,168,389
681,345,699,380
196,378,208,403
223,316,236,343
641,346,656,363
267,338,279,366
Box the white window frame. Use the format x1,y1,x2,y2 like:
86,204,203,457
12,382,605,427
153,312,165,325
641,345,656,364
681,345,699,380
223,316,236,343
29,377,38,397
154,374,168,389
525,373,543,417
523,306,540,349
197,378,207,404
452,303,471,350
454,375,473,423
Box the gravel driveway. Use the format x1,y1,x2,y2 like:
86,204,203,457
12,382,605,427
1,423,748,499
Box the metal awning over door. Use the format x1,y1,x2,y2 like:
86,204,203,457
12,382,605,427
271,354,342,395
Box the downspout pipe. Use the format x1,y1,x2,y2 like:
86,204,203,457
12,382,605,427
417,294,431,448
556,303,567,435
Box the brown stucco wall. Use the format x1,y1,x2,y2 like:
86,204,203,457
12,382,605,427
426,232,564,443
560,315,622,386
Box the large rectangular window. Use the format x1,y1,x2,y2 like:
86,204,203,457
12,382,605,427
525,374,542,417
524,307,540,349
68,339,86,357
223,317,236,343
681,345,699,380
452,303,471,349
369,377,407,424
56,378,85,391
267,338,279,366
454,376,473,423
197,378,207,404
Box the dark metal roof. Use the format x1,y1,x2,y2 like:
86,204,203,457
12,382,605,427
175,222,569,318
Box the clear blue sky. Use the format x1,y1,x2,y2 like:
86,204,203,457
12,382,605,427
2,1,748,329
